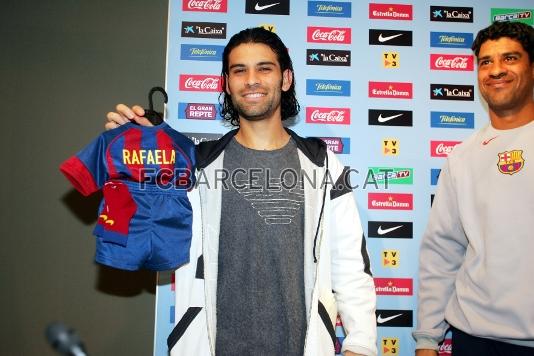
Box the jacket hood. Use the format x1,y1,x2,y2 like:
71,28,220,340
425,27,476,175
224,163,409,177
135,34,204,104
195,128,327,169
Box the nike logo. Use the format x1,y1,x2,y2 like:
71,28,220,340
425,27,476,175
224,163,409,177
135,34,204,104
378,113,403,123
255,2,280,11
482,136,498,145
378,33,403,42
377,313,403,324
377,225,403,235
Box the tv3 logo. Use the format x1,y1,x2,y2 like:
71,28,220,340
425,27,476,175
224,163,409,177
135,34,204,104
383,52,399,68
382,337,399,355
383,139,399,155
382,250,399,267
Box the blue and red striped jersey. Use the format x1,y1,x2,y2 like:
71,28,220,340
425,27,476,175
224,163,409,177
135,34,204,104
60,122,196,195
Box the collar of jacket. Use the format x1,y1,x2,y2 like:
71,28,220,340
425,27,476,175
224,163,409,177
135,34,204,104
195,127,327,169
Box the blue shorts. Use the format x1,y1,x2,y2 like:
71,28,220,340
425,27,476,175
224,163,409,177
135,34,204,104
94,180,192,271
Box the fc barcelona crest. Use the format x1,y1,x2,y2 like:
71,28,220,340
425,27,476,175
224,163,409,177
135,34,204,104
497,150,525,175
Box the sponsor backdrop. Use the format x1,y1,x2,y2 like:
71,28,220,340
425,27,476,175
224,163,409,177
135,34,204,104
154,1,533,355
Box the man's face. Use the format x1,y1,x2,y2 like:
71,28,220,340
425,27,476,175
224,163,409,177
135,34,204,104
225,42,292,122
477,37,534,113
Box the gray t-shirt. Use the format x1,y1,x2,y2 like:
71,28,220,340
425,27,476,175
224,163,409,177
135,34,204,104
216,138,306,356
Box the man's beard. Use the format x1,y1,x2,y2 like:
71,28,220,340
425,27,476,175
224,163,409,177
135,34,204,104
231,80,283,122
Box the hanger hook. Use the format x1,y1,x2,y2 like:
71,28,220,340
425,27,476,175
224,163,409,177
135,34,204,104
148,87,168,112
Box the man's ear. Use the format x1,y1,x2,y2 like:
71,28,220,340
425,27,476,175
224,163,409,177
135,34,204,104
282,69,293,92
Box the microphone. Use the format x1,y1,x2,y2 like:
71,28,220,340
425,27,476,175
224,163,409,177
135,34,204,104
45,322,89,356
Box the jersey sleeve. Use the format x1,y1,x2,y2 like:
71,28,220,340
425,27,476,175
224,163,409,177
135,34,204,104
60,134,108,196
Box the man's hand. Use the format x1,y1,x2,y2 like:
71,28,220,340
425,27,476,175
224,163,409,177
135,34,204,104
415,349,438,356
105,104,152,130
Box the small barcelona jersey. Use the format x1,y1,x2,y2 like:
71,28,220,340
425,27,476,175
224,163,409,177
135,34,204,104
60,122,196,271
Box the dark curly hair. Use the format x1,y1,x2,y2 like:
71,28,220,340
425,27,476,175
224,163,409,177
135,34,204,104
472,21,534,62
219,27,300,126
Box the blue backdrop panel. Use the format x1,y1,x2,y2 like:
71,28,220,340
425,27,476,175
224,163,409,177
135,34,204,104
154,1,534,355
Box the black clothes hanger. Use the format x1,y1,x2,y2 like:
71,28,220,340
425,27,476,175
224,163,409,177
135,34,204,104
142,86,168,126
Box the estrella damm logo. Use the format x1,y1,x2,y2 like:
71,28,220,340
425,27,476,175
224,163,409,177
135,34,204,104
383,52,399,68
382,337,399,355
498,150,525,175
382,139,399,156
382,250,399,267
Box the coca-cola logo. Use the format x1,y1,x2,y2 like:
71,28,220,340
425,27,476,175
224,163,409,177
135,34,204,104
439,339,452,355
431,54,473,71
436,143,454,154
179,75,222,92
306,107,350,124
308,27,351,44
431,141,461,157
183,0,227,12
185,78,218,89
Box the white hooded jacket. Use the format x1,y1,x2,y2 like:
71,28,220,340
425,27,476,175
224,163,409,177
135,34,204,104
168,129,377,356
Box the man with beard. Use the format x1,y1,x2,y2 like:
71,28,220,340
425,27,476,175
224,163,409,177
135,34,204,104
413,21,534,356
106,28,377,356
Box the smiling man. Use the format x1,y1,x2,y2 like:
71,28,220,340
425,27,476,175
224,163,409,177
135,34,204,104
106,28,377,356
413,21,534,356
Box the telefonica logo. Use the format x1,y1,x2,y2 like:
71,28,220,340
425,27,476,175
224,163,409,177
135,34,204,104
308,1,351,18
430,111,474,129
431,168,441,186
306,79,351,96
430,32,473,48
180,44,224,61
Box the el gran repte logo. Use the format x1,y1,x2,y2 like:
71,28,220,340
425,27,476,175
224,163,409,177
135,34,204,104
245,0,290,15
